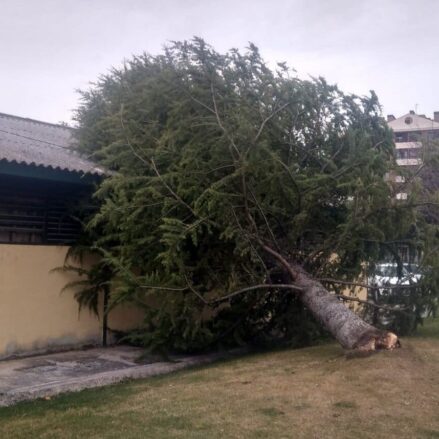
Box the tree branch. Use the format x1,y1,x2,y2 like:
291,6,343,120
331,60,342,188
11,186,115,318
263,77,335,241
119,107,196,217
210,283,303,304
248,185,280,251
260,243,299,280
185,277,406,316
184,277,303,307
319,278,416,290
210,83,241,159
150,157,197,216
119,108,151,167
254,102,290,143
138,284,188,292
336,294,409,313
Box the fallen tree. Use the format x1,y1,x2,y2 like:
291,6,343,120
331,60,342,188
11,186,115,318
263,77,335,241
293,268,399,350
72,39,438,352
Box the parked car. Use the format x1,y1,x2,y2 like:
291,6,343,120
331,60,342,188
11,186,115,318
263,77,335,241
368,263,422,328
368,263,421,296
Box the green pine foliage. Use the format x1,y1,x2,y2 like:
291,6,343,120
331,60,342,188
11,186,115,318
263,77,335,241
72,39,439,351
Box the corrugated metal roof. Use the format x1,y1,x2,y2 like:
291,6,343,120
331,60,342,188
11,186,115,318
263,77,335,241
0,113,105,176
388,112,439,132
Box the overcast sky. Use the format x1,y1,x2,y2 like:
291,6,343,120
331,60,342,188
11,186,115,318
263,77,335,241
1,0,438,124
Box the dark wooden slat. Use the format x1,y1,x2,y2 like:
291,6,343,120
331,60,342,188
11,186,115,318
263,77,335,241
0,174,91,245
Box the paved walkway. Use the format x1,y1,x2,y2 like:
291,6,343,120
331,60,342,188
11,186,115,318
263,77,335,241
0,346,235,406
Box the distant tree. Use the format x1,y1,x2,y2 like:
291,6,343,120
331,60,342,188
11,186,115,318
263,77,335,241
73,39,439,353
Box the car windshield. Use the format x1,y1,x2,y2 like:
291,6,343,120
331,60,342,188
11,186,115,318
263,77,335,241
375,265,400,277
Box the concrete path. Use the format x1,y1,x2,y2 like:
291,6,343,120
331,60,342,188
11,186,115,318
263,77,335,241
0,346,236,407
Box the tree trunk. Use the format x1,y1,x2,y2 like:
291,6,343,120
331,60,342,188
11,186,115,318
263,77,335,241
102,286,109,347
293,267,399,351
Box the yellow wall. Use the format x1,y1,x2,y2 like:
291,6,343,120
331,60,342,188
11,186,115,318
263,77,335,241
0,244,143,359
327,254,368,309
342,284,368,311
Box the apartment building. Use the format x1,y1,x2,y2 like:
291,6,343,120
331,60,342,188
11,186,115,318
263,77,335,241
388,110,439,165
387,111,439,198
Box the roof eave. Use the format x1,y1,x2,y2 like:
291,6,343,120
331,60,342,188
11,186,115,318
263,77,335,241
0,159,104,185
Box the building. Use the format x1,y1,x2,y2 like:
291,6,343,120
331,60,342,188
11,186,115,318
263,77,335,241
388,110,439,140
0,113,142,359
386,111,439,262
388,111,439,195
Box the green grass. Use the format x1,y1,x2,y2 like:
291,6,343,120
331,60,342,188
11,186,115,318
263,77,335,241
414,316,439,338
0,318,438,439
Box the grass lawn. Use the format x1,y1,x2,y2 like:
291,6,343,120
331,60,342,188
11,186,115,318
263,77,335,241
0,319,438,439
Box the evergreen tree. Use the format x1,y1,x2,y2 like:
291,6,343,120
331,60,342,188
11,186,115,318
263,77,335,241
73,39,439,352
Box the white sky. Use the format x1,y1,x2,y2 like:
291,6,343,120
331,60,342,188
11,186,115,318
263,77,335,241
1,0,438,124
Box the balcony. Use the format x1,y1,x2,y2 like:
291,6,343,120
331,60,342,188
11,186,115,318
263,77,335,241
396,158,422,166
395,141,422,149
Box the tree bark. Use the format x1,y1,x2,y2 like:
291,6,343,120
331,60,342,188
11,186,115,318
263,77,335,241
261,244,399,351
293,266,400,351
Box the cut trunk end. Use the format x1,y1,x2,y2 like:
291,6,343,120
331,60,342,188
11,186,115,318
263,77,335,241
292,266,401,353
354,330,400,352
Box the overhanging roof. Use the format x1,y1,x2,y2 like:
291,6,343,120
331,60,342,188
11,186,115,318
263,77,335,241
0,112,105,178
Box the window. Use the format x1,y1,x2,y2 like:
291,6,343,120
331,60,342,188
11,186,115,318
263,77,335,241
0,174,90,245
395,133,408,142
396,148,420,159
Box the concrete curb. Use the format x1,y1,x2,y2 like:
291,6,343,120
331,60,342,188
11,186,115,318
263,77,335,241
0,350,240,407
